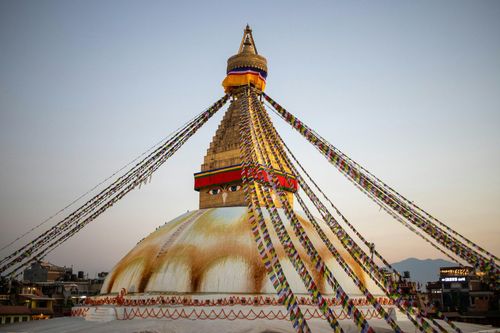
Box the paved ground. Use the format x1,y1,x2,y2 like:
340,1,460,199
0,317,497,333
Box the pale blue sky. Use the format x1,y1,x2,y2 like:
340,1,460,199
0,1,499,276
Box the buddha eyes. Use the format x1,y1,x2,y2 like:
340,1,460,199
207,185,241,195
208,188,222,195
228,185,241,192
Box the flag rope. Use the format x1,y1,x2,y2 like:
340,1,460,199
1,95,229,276
262,92,497,275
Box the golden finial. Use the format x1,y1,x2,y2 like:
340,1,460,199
227,25,267,73
238,24,258,55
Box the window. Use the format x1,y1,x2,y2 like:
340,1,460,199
13,316,19,323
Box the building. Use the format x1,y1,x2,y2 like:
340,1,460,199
0,305,32,325
0,264,106,325
440,266,472,313
21,273,107,317
18,294,54,320
425,266,499,326
426,281,443,313
23,261,72,283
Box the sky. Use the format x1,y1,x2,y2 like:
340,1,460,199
0,1,499,277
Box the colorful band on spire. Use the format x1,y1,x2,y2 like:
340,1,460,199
194,164,297,192
222,67,267,92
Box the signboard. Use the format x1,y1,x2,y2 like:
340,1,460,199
440,276,466,282
439,267,472,277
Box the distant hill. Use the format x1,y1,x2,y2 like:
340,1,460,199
390,258,458,286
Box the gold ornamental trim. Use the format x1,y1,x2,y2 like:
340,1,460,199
227,54,268,73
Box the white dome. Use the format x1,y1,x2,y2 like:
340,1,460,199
101,207,384,296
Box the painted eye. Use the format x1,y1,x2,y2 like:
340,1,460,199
208,188,222,195
228,185,241,192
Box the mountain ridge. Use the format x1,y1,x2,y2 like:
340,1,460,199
390,258,458,286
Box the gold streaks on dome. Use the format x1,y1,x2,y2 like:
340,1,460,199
102,208,374,296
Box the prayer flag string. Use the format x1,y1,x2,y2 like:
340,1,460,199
1,95,230,276
262,92,498,275
250,93,421,333
243,91,343,332
256,91,464,333
239,91,310,333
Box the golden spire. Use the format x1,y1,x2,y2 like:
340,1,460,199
238,24,258,54
226,25,267,74
197,26,294,209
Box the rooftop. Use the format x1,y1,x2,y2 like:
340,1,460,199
0,305,32,315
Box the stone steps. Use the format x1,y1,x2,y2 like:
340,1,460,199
85,306,116,322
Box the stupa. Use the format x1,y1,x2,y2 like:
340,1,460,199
50,25,496,333
72,26,396,330
1,25,492,333
101,26,385,296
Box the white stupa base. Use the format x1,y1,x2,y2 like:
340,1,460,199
75,304,395,322
72,293,397,323
65,304,496,333
63,294,496,332
2,314,495,333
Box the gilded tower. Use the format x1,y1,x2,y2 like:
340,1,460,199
194,25,297,209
